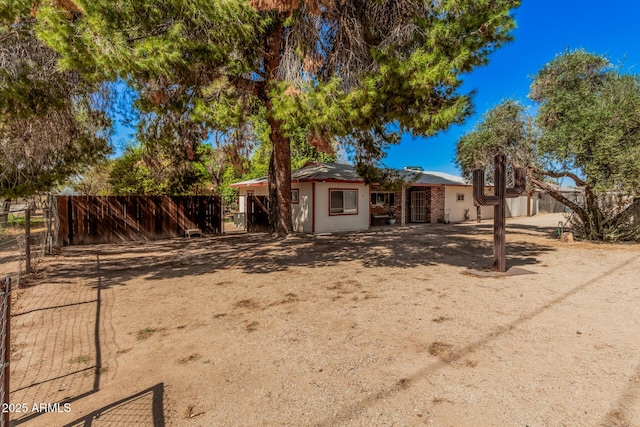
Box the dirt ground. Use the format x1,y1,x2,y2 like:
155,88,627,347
7,213,640,426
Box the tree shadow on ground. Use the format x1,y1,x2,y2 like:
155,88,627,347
454,219,561,238
34,221,557,289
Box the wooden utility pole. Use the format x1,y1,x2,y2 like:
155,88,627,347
473,155,526,272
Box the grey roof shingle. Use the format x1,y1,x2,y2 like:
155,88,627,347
397,169,467,186
291,162,363,182
230,162,467,187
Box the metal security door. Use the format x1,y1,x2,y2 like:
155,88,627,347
411,191,426,222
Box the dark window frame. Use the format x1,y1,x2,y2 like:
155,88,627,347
329,188,359,216
370,192,395,207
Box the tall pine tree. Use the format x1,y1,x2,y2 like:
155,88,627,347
38,0,520,235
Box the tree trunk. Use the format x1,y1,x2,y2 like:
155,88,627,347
529,175,610,239
583,187,602,240
268,152,278,233
263,19,293,237
267,116,293,236
529,175,586,215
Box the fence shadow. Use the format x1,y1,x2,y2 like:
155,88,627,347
62,383,165,427
11,255,105,426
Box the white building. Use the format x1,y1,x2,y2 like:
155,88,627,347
230,162,534,233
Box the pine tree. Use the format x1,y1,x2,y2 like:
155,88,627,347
0,2,111,197
38,0,520,235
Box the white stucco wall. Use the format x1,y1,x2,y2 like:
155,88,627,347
313,182,369,233
445,186,533,222
291,183,313,232
235,182,369,233
444,186,475,223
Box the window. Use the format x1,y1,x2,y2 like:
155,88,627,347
457,193,465,202
370,192,395,206
330,189,358,215
291,189,299,204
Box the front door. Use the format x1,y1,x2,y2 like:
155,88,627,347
411,191,426,222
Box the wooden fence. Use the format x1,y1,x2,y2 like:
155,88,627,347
56,196,222,245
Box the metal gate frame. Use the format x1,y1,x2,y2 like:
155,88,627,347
411,191,427,223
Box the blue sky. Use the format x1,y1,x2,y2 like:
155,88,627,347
111,1,640,175
384,0,640,175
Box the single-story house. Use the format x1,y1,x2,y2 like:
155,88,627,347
230,162,534,233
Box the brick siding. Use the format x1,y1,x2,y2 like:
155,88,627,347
430,186,445,223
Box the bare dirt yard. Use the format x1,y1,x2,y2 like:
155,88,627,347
8,213,640,426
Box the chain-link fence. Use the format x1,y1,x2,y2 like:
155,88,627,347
0,196,56,425
0,195,56,283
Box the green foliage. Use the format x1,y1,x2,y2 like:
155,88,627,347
66,161,114,196
108,145,209,195
1,8,112,198
108,147,164,195
456,50,640,241
37,0,263,198
218,165,241,207
265,0,520,175
236,122,338,181
456,100,534,181
37,0,520,233
531,49,640,194
37,0,262,83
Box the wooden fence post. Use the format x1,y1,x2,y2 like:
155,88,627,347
0,199,10,229
25,205,31,274
1,276,11,427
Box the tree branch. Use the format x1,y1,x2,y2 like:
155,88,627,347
532,167,588,187
231,76,265,97
612,197,640,224
529,175,586,219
